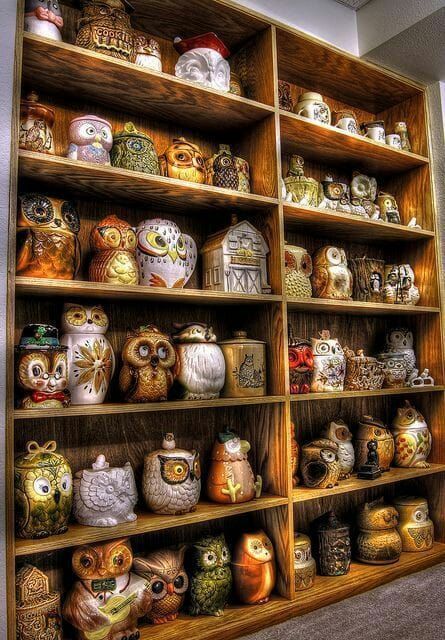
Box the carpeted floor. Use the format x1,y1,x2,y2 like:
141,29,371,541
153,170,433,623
240,563,445,640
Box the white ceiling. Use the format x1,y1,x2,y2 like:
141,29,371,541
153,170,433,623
334,0,372,9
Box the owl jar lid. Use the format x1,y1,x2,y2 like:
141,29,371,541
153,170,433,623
313,510,349,534
16,324,66,351
69,114,112,129
294,532,311,549
392,495,428,508
146,432,197,458
75,454,126,477
20,91,55,123
173,32,230,58
219,330,266,345
113,121,155,144
15,440,68,470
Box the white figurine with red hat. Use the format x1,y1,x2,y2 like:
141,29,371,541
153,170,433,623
173,32,231,92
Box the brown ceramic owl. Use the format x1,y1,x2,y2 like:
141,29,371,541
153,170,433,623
232,531,276,605
207,144,239,190
133,546,188,624
356,498,402,564
300,438,341,489
311,246,353,300
89,214,138,285
206,428,262,504
159,137,207,183
76,0,135,62
119,325,176,402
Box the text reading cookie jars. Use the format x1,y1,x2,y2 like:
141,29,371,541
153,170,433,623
294,91,331,125
391,401,432,468
288,328,313,395
188,533,232,617
119,325,176,402
311,330,346,393
311,246,353,301
73,454,137,527
24,0,63,40
136,218,197,288
142,433,201,515
206,428,262,504
312,511,351,576
15,324,70,409
19,91,54,154
232,531,276,605
134,31,162,70
15,440,72,539
63,538,152,640
320,419,355,479
283,155,320,207
354,415,394,472
206,144,251,193
294,533,316,591
159,137,207,183
16,194,81,280
61,303,115,405
300,439,341,489
16,564,63,640
67,115,113,165
393,496,434,552
111,122,160,175
219,331,266,398
174,32,231,92
76,0,135,61
284,244,313,298
356,499,402,565
89,214,138,285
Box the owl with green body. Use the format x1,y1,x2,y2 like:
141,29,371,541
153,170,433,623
188,533,232,616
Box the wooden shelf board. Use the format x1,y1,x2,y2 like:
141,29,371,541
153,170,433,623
22,33,274,132
283,203,435,243
280,111,429,174
293,464,445,503
15,494,288,557
290,386,445,402
286,297,440,316
18,151,278,213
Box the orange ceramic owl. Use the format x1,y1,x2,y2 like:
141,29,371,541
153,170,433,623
16,193,81,279
206,428,262,504
232,531,276,605
89,214,138,285
63,538,152,640
159,137,207,183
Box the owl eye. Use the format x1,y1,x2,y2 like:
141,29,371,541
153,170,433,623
54,364,64,379
203,551,217,566
176,235,187,260
86,126,95,135
59,472,72,493
125,229,136,249
32,365,43,377
152,580,165,595
317,343,330,354
301,254,312,275
102,227,121,249
102,129,108,138
406,410,415,420
374,428,382,437
139,345,149,357
80,555,93,568
157,346,168,359
321,449,336,463
113,553,125,567
415,510,424,521
193,457,201,479
221,547,229,561
66,306,88,326
33,476,51,496
174,575,184,589
140,231,169,257
295,550,303,561
22,194,54,225
61,201,80,233
174,463,186,475
91,307,108,327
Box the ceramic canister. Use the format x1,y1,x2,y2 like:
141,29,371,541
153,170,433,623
19,91,55,154
392,496,434,552
377,352,408,388
294,92,331,125
110,122,160,175
360,120,385,142
219,330,266,397
356,499,402,565
332,109,358,134
312,510,351,576
385,134,402,149
293,532,316,591
354,415,394,472
16,565,63,640
391,401,432,468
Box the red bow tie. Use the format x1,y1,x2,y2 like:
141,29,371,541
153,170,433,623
31,391,67,403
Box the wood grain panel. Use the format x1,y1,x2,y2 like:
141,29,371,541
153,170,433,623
287,298,439,315
291,386,445,403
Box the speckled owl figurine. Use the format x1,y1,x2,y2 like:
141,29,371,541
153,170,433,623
320,419,354,479
119,325,176,402
73,454,137,527
284,244,313,298
393,496,434,552
187,533,232,617
300,439,341,489
61,303,115,405
207,428,262,504
391,401,432,468
17,193,81,280
159,137,207,183
24,0,63,40
15,440,72,539
143,433,201,515
311,246,353,300
356,498,402,564
63,538,152,640
89,214,138,285
311,330,346,392
232,531,276,605
136,218,197,288
293,532,316,591
67,115,113,165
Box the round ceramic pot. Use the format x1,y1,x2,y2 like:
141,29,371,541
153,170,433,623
356,500,402,564
19,91,55,154
294,92,331,125
354,415,394,471
134,31,162,71
294,532,316,591
360,120,385,142
111,122,160,175
377,352,407,388
391,402,432,468
393,496,434,552
205,144,250,193
219,331,266,397
75,0,135,62
67,115,113,165
332,109,358,134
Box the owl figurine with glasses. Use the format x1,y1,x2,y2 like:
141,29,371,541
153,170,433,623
89,214,138,285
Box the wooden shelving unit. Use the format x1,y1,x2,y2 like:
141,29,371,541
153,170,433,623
6,1,445,639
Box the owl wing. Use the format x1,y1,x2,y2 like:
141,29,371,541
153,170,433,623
311,266,329,297
190,574,220,610
144,458,172,511
79,470,116,511
67,143,78,160
63,582,109,632
16,231,33,273
119,363,135,395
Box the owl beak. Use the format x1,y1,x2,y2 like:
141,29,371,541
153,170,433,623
54,489,60,504
168,247,178,263
240,440,250,454
94,134,101,143
167,582,175,595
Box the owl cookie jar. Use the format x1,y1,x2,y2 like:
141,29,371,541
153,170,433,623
16,193,81,280
294,91,331,125
136,218,197,288
311,330,346,393
293,532,316,591
288,327,313,395
207,428,262,504
354,415,394,472
393,496,434,552
24,0,63,40
15,324,70,409
61,303,115,405
283,155,320,207
67,115,113,165
76,0,135,62
312,511,351,576
385,327,416,378
205,144,251,193
383,264,420,305
300,439,341,489
391,401,432,468
63,538,152,640
219,331,266,398
19,91,55,154
159,137,207,183
111,122,160,175
320,419,355,479
311,246,353,301
73,454,137,527
142,433,201,515
232,531,276,605
134,31,162,71
174,32,231,92
89,214,138,285
284,244,313,298
16,565,63,640
356,499,402,564
15,440,72,539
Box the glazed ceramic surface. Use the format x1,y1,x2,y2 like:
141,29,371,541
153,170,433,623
284,244,313,298
395,121,411,151
310,330,346,393
319,175,350,212
134,31,162,70
174,32,230,92
385,134,402,149
350,257,384,302
89,214,138,285
293,532,316,591
354,415,394,471
188,533,232,617
16,564,62,640
232,531,276,605
19,91,54,154
344,347,385,391
361,120,385,142
391,401,432,468
311,246,353,301
76,0,135,61
356,499,402,564
68,115,113,164
350,172,379,218
377,192,401,224
393,496,434,552
377,351,408,388
300,438,341,489
294,91,331,124
278,80,293,112
312,511,351,576
159,137,207,183
383,264,420,305
205,144,251,193
111,122,160,174
288,330,313,395
332,109,358,133
24,0,63,40
284,155,320,206
385,328,416,376
320,419,354,479
219,331,266,398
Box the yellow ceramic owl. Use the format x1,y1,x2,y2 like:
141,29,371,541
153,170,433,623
159,137,207,183
89,214,138,285
311,246,353,300
393,496,434,552
300,438,341,489
356,498,402,564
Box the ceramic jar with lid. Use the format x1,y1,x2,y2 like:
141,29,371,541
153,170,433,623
76,0,135,62
391,401,432,468
354,415,394,471
219,330,266,397
356,498,402,564
360,120,385,142
332,109,358,133
293,532,316,591
134,31,162,70
173,32,231,92
294,92,331,125
312,510,351,576
16,564,63,640
377,352,408,388
19,91,55,154
110,121,160,174
343,347,385,391
393,496,434,552
284,155,320,207
205,144,251,193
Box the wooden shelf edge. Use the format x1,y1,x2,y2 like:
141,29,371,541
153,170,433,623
290,386,445,402
286,297,440,315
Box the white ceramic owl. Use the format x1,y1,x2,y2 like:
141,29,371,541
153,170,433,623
73,455,138,527
320,419,354,479
173,33,231,92
136,218,197,288
60,303,115,405
284,244,313,298
311,330,346,392
311,246,353,300
67,115,113,165
385,328,416,376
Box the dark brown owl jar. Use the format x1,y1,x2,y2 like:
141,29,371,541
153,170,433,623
206,144,251,193
19,91,54,154
312,510,351,576
219,331,266,398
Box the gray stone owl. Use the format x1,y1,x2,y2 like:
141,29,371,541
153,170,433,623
142,433,201,515
73,454,138,527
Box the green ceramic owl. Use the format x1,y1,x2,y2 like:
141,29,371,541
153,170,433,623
14,440,73,539
188,533,232,616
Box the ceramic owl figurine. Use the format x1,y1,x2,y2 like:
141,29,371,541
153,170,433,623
133,546,188,624
288,327,313,395
293,532,316,591
383,264,420,305
119,325,176,402
391,401,432,468
24,0,63,40
159,137,207,183
63,538,152,640
300,438,341,489
171,322,225,399
311,246,353,300
311,330,346,392
385,328,416,377
187,533,232,617
377,191,401,224
134,32,162,70
356,498,402,564
174,32,231,92
73,454,137,527
142,433,201,515
206,428,262,504
284,244,313,298
89,214,138,285
17,193,81,280
354,415,394,472
14,440,72,539
393,496,434,552
136,218,197,288
76,0,135,62
232,531,276,605
61,303,115,405
67,115,113,165
320,419,354,479
111,122,160,175
206,144,239,190
16,564,63,640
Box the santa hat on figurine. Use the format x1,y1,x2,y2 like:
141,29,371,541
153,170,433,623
173,32,231,92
